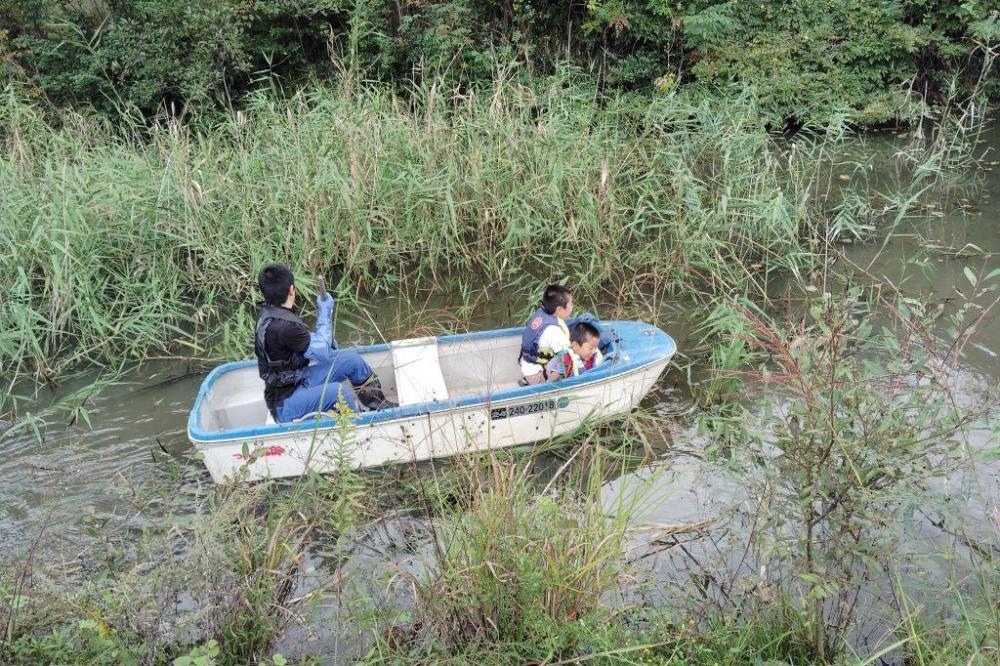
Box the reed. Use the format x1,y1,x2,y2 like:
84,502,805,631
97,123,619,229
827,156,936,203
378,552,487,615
1,74,843,391
362,444,641,663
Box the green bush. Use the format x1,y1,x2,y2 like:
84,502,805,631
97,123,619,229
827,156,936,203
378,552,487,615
4,0,346,113
685,0,928,126
585,0,999,125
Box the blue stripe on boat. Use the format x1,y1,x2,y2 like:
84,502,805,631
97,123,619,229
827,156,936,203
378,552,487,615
188,320,675,443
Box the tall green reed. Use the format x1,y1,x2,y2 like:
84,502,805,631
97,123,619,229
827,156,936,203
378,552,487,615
364,442,645,663
1,74,837,389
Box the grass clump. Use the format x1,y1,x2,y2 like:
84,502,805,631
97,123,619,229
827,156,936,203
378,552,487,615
0,456,370,665
364,452,634,663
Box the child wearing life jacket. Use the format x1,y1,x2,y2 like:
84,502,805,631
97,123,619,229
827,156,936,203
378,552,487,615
519,284,573,385
545,321,604,381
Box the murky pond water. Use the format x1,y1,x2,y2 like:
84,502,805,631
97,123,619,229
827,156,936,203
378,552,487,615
1,124,998,661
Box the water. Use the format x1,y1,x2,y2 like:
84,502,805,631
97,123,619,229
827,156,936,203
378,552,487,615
1,126,998,660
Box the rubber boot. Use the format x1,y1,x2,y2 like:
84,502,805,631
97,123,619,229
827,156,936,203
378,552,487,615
355,375,398,411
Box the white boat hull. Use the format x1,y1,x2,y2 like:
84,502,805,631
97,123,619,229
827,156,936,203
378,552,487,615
195,358,667,483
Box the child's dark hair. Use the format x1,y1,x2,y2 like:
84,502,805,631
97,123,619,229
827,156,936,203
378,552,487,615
571,321,600,345
258,263,295,306
540,284,571,314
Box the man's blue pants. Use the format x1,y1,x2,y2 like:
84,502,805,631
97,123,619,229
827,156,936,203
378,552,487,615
275,351,371,422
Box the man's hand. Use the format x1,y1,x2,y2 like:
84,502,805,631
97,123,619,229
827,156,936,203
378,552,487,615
317,292,335,316
307,292,336,363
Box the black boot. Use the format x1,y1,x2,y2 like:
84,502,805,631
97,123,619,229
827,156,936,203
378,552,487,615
356,376,398,411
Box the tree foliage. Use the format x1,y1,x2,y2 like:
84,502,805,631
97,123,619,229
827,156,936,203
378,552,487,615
1,0,998,124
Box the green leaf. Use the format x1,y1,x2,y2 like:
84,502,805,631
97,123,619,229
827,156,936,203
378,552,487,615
963,266,977,287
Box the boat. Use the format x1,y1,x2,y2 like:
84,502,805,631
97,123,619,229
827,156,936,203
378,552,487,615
187,319,676,482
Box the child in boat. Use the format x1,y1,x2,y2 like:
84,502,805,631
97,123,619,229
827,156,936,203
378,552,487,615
545,321,604,381
518,284,573,385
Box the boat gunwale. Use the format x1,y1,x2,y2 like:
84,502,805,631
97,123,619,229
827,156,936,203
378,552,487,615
188,321,675,444
190,356,671,447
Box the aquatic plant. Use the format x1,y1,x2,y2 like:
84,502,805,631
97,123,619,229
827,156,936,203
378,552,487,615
1,74,839,392
693,270,998,659
361,444,641,662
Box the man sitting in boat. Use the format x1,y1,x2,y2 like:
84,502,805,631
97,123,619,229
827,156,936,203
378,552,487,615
519,284,573,385
545,321,604,381
254,263,396,422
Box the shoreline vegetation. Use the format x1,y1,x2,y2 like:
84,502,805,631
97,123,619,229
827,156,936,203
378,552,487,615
2,7,999,664
3,66,991,387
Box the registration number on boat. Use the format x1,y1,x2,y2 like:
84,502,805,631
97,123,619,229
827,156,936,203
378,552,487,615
490,397,568,421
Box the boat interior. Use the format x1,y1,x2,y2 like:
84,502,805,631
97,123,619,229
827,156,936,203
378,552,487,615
197,332,529,434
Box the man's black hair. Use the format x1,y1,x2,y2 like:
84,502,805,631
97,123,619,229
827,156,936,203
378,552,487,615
258,263,295,306
571,321,600,345
540,284,571,314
